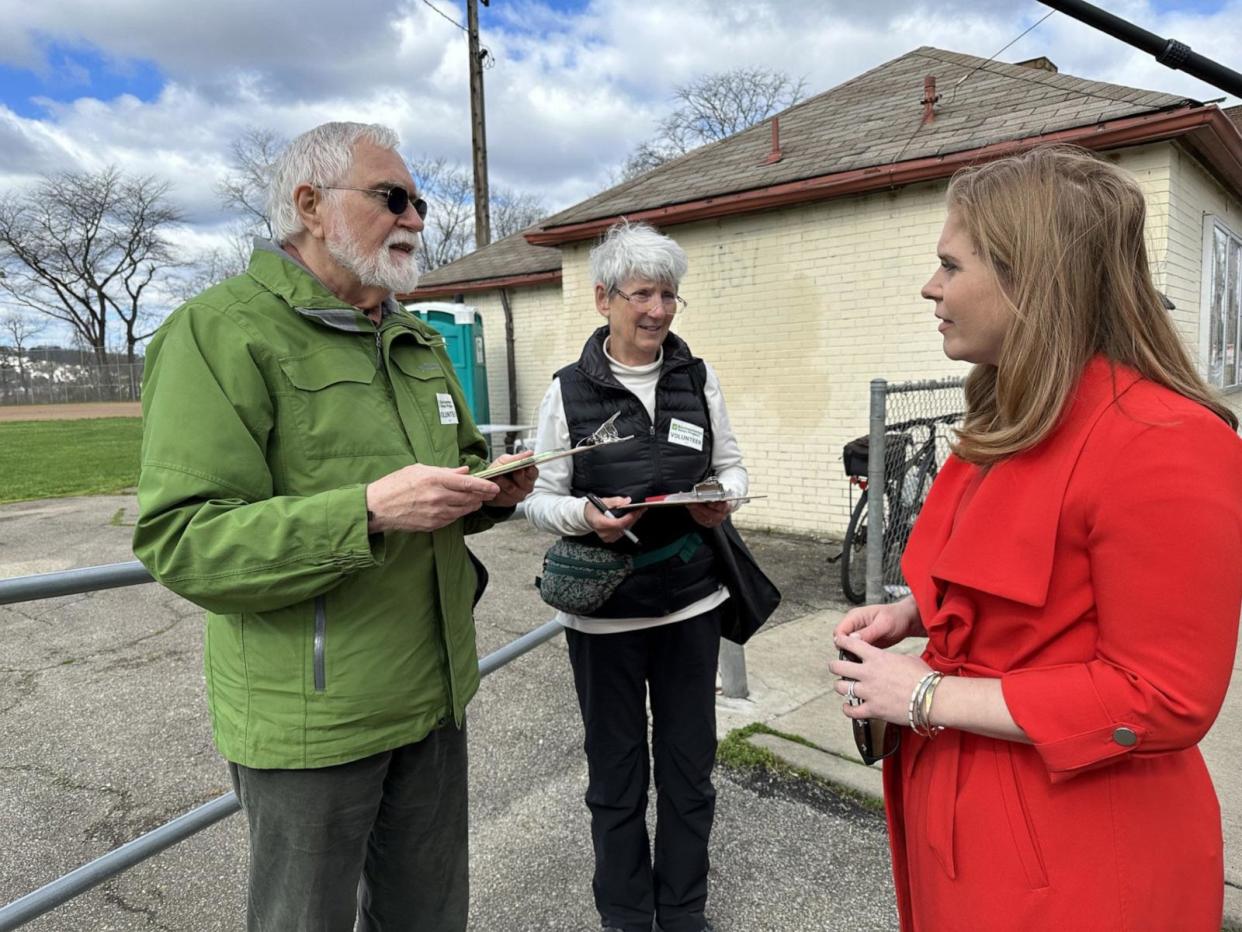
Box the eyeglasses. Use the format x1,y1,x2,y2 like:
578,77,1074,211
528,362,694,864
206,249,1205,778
840,649,901,765
318,185,428,220
612,287,687,313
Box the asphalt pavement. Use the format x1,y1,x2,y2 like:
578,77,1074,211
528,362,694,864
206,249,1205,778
2,494,1238,930
0,494,893,932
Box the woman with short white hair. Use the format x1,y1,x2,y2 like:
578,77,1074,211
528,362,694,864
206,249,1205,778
525,220,749,932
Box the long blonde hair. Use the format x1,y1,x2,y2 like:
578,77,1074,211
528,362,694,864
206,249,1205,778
946,145,1237,464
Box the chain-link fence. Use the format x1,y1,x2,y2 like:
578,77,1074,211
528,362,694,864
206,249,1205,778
839,377,965,606
0,361,144,405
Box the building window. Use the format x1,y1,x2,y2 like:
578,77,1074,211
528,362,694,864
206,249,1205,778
1209,221,1241,390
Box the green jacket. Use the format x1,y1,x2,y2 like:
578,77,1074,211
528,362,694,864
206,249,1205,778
133,241,500,769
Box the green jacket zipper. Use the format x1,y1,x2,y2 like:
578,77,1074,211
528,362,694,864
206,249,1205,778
313,595,327,692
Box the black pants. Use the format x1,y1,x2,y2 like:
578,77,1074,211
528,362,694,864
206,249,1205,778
228,722,468,932
566,608,722,932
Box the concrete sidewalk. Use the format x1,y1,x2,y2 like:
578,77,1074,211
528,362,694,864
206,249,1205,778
720,607,1242,926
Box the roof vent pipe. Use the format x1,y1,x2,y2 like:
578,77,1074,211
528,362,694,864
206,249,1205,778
761,116,783,165
922,76,940,124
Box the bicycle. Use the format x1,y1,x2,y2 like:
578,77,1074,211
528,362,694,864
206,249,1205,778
838,412,961,605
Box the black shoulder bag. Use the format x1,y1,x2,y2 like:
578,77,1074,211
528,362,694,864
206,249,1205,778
709,517,781,644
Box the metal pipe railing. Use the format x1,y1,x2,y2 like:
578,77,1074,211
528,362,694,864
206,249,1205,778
0,796,241,931
0,561,152,606
478,618,563,676
0,560,564,931
866,378,888,606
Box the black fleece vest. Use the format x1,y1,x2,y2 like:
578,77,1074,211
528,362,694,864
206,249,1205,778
556,326,720,618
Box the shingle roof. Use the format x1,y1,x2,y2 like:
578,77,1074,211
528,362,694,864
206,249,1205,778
1227,104,1242,133
414,226,561,290
537,46,1192,231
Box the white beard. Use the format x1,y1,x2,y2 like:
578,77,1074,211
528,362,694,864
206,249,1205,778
325,224,422,295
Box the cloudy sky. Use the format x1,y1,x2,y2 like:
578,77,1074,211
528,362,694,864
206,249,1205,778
1,0,1239,268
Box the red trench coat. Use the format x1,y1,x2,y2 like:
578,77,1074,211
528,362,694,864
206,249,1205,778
887,359,1242,931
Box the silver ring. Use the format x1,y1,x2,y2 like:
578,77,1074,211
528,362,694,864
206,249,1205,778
845,680,859,704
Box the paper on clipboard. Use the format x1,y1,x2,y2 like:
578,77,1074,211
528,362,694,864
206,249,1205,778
473,445,600,480
475,411,635,481
609,477,765,512
610,494,763,512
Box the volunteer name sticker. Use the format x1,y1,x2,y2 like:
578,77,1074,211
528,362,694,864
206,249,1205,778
437,393,459,425
668,418,705,451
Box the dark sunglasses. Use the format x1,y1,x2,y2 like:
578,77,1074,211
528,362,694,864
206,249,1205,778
318,185,428,220
840,648,901,765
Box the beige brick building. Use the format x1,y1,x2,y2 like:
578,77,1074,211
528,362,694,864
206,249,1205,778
407,48,1242,539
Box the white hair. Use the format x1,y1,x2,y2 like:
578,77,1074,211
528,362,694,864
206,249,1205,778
267,122,401,243
588,220,688,292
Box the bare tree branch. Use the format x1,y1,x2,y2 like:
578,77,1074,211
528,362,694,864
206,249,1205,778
217,128,284,238
491,186,546,241
173,225,253,306
0,309,47,348
411,157,475,272
201,137,547,283
0,167,183,364
106,175,182,360
0,309,47,401
620,67,806,181
181,127,284,309
409,158,546,270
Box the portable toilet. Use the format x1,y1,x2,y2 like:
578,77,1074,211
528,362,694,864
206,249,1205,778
405,302,490,425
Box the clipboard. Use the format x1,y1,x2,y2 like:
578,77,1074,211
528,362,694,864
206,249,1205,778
606,476,764,512
473,446,599,480
474,437,645,482
475,412,636,481
610,494,764,512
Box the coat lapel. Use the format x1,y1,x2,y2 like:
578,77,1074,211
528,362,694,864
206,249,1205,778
908,359,1141,609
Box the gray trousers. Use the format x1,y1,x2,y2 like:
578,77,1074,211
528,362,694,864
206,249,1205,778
228,722,468,932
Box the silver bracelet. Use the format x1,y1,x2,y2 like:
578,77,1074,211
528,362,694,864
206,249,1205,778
908,671,937,733
917,673,946,739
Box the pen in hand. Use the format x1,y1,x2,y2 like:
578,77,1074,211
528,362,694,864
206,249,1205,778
585,492,640,545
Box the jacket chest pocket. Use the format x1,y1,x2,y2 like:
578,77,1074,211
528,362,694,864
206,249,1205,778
389,346,461,460
278,347,411,460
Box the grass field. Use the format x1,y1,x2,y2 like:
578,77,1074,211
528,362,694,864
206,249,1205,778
0,417,142,505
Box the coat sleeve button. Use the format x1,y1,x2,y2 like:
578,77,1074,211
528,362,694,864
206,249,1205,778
1112,726,1138,747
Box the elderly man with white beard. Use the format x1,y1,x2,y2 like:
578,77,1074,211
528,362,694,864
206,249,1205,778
133,122,536,932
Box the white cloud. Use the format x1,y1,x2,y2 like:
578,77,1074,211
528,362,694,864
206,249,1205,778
0,0,1237,257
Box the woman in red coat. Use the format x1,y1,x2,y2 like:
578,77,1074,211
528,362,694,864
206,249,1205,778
829,145,1242,931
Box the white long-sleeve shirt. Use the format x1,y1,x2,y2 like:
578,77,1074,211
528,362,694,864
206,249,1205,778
524,341,749,634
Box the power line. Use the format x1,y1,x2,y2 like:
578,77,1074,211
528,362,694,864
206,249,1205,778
418,0,495,67
419,0,467,33
894,10,1059,165
943,5,1203,111
892,5,1183,168
947,47,1192,109
949,9,1058,105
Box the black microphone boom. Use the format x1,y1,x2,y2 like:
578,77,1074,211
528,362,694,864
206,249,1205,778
1038,0,1242,99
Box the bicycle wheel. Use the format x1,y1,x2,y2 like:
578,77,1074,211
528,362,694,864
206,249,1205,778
900,452,938,535
880,451,938,600
840,490,870,604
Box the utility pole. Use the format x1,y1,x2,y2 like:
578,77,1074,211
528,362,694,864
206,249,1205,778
1038,0,1242,98
467,0,491,249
